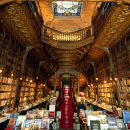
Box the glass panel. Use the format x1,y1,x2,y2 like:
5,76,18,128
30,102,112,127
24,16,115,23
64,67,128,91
52,1,83,16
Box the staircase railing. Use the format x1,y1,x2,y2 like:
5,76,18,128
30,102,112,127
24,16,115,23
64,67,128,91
42,25,93,42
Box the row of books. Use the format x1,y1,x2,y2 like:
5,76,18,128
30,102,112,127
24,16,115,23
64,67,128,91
0,85,15,91
21,82,36,87
0,92,15,99
21,87,35,91
0,77,17,85
0,99,14,106
20,92,35,96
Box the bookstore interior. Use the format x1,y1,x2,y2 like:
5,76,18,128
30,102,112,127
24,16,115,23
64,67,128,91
0,0,130,130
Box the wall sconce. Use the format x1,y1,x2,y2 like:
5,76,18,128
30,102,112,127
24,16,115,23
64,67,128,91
43,84,46,87
26,78,29,82
104,80,107,84
11,73,14,77
110,77,112,81
20,77,23,81
96,77,98,81
0,69,3,73
36,76,38,80
41,83,43,86
115,77,118,81
91,84,93,86
30,80,32,83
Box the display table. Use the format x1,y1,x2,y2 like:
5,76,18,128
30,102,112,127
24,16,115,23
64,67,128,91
0,100,46,130
20,101,47,114
85,99,122,117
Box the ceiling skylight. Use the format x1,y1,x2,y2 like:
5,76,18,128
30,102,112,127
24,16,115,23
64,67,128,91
52,1,82,16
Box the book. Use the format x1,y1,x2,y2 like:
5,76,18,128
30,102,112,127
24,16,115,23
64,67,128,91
37,110,44,118
122,110,130,123
49,111,55,119
49,104,55,111
98,115,107,124
35,119,43,128
10,113,19,118
24,119,34,128
100,124,109,130
43,110,49,117
116,119,125,129
42,118,50,129
90,120,100,130
56,111,61,119
87,115,99,126
107,116,117,126
16,115,26,127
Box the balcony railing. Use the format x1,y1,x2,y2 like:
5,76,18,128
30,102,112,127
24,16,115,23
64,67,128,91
42,25,93,42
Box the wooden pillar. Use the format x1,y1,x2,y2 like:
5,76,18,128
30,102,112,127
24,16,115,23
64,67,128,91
77,73,80,96
54,72,56,96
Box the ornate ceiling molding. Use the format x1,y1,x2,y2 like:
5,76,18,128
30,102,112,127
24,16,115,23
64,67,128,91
0,3,41,46
89,4,130,60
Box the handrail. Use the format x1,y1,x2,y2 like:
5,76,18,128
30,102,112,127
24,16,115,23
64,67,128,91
42,25,93,42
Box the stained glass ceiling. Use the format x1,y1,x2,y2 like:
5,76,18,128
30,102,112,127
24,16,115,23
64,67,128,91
52,1,83,16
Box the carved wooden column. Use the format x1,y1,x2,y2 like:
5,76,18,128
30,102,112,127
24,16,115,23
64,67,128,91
77,73,80,96
54,72,57,96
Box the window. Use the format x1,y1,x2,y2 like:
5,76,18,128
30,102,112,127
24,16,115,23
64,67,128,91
52,1,82,16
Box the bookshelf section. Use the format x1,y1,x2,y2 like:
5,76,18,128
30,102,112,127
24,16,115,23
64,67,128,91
110,34,130,110
117,78,130,110
86,31,130,110
19,81,36,106
98,82,117,105
0,77,17,108
88,85,97,101
36,84,44,101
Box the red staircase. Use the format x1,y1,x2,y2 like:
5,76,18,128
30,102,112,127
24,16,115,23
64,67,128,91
58,85,74,128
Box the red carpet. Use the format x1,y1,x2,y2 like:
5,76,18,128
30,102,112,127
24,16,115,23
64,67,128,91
59,86,74,129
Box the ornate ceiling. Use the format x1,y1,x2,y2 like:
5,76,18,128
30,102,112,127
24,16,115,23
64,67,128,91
39,0,97,32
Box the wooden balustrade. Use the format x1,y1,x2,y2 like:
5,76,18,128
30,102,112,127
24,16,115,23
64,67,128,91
42,25,93,42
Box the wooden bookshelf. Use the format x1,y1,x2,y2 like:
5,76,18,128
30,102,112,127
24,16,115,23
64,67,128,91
36,84,44,100
19,81,36,106
0,76,17,108
88,85,97,101
98,82,116,105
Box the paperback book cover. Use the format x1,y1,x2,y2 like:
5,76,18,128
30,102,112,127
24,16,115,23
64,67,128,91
90,120,100,130
87,115,99,126
122,110,130,123
16,115,26,127
42,118,50,129
107,116,117,126
10,113,19,118
116,119,125,129
49,111,55,119
24,119,34,128
43,110,49,117
37,110,44,118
